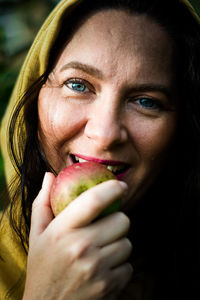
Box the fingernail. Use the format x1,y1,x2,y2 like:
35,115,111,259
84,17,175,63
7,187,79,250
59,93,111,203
119,181,128,190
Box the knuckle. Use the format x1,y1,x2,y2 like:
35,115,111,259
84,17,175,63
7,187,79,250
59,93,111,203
95,279,111,297
80,256,100,280
66,238,91,262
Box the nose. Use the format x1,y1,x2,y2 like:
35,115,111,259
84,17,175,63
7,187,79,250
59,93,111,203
84,96,128,150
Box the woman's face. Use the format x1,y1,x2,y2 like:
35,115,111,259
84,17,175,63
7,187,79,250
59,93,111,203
38,9,178,209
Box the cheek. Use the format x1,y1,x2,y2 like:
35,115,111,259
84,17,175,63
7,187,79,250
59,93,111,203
37,88,89,172
124,114,177,205
37,88,87,145
129,114,177,162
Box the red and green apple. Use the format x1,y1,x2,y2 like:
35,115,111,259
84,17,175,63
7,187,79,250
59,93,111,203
50,161,121,217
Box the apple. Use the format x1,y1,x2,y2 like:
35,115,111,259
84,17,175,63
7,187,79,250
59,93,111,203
50,161,121,217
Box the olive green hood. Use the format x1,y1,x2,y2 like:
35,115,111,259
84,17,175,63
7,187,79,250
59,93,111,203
0,0,199,185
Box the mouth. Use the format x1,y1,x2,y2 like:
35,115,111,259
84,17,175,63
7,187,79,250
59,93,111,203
70,153,130,179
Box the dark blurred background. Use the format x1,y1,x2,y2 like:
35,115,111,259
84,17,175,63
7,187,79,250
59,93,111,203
0,0,59,208
0,0,199,209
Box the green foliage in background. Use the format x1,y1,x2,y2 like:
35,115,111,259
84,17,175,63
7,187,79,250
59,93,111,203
192,0,200,13
0,0,59,208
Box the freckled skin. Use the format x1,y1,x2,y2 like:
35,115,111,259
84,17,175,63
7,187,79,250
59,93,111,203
24,10,180,299
51,162,120,216
38,9,178,210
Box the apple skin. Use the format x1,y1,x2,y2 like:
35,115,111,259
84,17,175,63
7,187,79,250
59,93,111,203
50,161,121,217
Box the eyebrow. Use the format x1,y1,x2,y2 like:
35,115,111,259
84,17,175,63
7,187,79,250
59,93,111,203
59,61,104,80
59,61,174,100
128,83,174,100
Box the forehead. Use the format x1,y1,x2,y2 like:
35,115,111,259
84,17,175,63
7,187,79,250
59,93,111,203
74,9,170,46
54,9,174,84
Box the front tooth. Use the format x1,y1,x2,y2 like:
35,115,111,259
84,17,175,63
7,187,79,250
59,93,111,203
79,158,87,163
74,156,87,163
107,165,113,172
107,165,125,173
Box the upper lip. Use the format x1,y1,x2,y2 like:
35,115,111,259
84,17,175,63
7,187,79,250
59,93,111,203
71,153,130,167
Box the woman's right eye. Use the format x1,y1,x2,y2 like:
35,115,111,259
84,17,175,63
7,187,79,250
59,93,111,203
64,79,92,93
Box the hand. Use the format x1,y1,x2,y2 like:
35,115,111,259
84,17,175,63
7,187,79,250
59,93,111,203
23,172,133,300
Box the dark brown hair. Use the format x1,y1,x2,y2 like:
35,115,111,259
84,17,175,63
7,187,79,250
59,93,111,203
6,0,200,297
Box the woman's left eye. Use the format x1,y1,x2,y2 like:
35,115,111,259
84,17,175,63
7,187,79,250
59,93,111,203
135,97,163,110
64,79,90,93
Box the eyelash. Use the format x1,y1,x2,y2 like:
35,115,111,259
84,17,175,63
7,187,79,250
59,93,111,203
64,78,93,93
63,78,166,111
133,96,164,111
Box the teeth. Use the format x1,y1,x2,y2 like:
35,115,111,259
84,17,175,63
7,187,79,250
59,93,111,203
79,158,87,163
74,156,87,163
107,165,124,173
107,165,113,172
74,155,126,174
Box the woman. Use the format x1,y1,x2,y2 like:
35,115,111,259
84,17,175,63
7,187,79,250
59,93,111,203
0,0,200,299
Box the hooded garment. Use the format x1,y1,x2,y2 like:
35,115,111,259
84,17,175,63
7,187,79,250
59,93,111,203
0,0,199,299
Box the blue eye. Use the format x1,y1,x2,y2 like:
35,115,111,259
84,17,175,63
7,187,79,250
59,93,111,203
69,82,87,92
136,97,161,110
64,78,92,93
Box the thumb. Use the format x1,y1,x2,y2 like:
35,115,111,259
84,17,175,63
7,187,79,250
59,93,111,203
29,172,55,243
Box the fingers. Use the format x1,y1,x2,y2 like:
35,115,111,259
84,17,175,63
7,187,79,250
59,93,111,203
99,237,132,269
30,172,55,243
110,263,133,293
90,212,130,246
93,262,133,298
52,180,128,229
